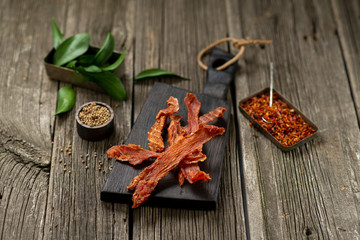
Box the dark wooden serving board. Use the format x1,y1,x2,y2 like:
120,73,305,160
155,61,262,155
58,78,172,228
101,82,230,209
101,48,237,209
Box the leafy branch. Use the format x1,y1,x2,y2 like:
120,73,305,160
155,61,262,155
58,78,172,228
51,19,187,115
51,19,126,100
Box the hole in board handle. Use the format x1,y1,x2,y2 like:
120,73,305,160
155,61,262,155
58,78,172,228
212,58,227,69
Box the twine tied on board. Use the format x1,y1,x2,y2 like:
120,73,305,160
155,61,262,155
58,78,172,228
197,37,272,71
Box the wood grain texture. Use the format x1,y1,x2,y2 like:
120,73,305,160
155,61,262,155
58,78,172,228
226,0,360,239
132,0,246,239
2,0,360,239
331,0,360,127
43,0,134,239
0,0,59,238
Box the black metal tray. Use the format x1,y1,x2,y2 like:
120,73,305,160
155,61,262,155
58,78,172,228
44,46,124,92
238,88,318,151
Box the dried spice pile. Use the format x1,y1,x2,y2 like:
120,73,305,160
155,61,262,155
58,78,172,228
107,93,226,208
79,103,111,126
240,92,315,146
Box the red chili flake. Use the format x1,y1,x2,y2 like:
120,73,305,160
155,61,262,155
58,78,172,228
241,92,315,146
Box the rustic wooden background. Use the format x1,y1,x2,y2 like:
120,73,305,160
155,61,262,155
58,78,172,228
0,0,359,239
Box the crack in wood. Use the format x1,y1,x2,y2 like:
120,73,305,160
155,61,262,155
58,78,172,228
312,21,319,41
334,29,360,129
0,129,50,169
231,80,251,240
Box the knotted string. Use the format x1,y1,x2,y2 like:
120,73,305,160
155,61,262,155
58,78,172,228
197,37,272,71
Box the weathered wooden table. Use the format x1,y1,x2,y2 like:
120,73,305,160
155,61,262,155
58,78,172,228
1,0,359,239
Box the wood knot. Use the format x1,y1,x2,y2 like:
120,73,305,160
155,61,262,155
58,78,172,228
303,227,317,239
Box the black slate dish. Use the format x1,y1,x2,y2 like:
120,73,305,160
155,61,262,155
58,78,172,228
238,88,318,151
76,101,114,141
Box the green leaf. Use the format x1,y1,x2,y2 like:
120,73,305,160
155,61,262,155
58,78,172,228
65,60,77,69
53,33,90,66
135,68,187,81
51,18,65,50
93,33,114,66
102,49,126,71
77,54,95,66
78,67,126,100
83,65,102,73
55,85,76,115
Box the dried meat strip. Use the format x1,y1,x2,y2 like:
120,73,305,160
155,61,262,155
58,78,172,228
156,96,179,119
181,107,225,134
178,163,211,186
107,115,204,167
184,93,201,133
180,107,226,183
147,115,167,152
179,93,210,185
179,147,210,185
148,97,179,152
107,144,161,165
167,115,183,146
128,124,225,208
178,150,208,186
181,149,206,164
128,125,224,207
199,107,226,125
178,170,185,186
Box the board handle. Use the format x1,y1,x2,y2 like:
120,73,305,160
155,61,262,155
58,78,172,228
204,48,238,99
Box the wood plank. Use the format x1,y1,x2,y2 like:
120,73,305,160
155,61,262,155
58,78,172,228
0,0,61,238
43,0,135,239
226,0,360,239
331,0,360,126
133,0,246,239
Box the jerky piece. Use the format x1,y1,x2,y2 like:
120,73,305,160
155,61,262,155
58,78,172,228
128,124,225,208
156,96,179,119
180,107,226,183
107,143,204,167
199,107,226,125
178,170,185,186
167,115,183,146
148,97,179,152
179,93,207,185
178,150,208,186
107,144,161,165
181,149,206,164
178,146,209,185
181,107,225,134
147,116,167,152
178,163,212,186
184,93,201,134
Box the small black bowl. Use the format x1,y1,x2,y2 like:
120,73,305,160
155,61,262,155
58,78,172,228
76,101,114,141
